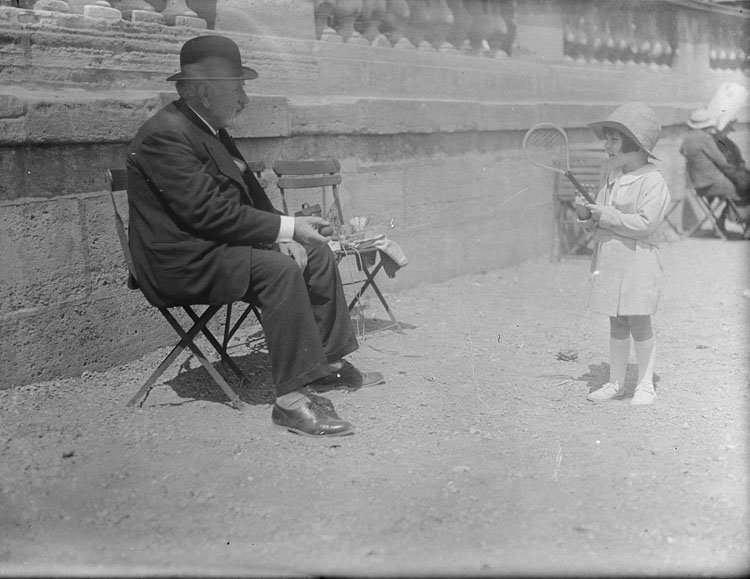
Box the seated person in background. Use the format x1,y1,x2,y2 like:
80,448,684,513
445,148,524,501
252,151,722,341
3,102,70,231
126,35,385,438
712,117,750,202
679,108,750,228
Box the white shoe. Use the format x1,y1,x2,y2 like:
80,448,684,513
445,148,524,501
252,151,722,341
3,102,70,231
631,385,656,406
587,382,624,401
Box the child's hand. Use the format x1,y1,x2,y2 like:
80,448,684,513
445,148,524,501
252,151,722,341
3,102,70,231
574,195,592,220
586,202,604,223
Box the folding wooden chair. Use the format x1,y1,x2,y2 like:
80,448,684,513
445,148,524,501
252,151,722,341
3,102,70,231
272,158,403,333
551,147,607,261
724,198,750,239
683,186,729,240
662,196,686,239
108,169,261,410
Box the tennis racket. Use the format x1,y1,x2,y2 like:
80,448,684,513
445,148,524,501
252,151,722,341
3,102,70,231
522,123,596,204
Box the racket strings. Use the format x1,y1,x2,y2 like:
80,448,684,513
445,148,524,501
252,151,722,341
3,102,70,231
525,129,569,171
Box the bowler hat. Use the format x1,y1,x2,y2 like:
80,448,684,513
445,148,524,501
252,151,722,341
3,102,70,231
167,35,258,81
686,108,716,130
588,102,661,160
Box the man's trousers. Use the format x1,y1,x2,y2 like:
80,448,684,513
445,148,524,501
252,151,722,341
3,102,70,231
242,243,358,396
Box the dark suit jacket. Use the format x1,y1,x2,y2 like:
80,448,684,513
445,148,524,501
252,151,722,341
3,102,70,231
679,128,734,191
127,99,281,308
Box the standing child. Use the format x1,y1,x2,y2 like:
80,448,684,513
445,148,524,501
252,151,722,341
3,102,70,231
576,102,671,406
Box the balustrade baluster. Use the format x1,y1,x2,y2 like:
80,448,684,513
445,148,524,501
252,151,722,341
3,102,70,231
585,7,604,65
428,0,455,53
314,0,336,39
562,13,576,64
642,16,662,71
485,0,508,58
466,0,490,56
404,0,432,51
381,0,412,48
334,0,363,42
446,0,471,54
359,0,389,46
160,0,205,27
574,15,588,65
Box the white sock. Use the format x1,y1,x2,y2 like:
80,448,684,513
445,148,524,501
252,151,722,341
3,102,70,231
634,337,656,391
609,337,630,389
275,389,310,410
329,359,344,371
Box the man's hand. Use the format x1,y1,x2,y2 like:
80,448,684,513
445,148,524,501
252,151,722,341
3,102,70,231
293,216,334,246
279,241,308,271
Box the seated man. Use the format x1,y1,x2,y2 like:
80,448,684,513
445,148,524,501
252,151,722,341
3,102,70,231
126,35,384,437
713,117,750,203
679,108,750,229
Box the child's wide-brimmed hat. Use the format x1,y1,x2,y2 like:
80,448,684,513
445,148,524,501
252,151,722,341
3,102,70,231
588,102,661,160
686,108,716,130
167,35,258,81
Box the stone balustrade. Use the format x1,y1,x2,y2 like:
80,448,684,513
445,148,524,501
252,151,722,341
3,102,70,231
316,0,516,57
0,1,746,73
311,0,748,75
561,0,748,73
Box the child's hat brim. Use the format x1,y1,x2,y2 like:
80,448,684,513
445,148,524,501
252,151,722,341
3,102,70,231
588,102,661,160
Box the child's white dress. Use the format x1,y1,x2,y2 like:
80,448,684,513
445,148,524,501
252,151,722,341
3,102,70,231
584,163,671,316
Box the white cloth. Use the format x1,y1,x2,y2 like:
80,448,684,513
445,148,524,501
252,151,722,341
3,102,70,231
330,235,408,278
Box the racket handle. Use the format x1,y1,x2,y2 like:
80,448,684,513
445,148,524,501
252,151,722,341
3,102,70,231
565,172,595,204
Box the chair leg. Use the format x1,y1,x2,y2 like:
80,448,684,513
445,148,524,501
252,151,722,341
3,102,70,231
182,306,248,385
168,307,246,410
223,304,261,351
222,304,233,352
348,258,403,333
127,305,220,408
126,340,190,408
686,196,727,240
725,199,750,239
127,306,245,411
662,199,684,239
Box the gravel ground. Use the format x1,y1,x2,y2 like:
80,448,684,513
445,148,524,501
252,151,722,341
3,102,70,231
1,233,748,578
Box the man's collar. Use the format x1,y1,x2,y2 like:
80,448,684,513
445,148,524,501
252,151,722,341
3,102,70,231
185,102,218,135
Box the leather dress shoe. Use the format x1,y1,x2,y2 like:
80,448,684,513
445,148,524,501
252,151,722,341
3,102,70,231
307,360,385,392
272,402,354,437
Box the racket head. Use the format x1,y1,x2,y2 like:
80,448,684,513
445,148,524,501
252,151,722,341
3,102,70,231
522,123,572,174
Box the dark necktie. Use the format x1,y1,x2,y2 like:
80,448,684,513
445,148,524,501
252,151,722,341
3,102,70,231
216,128,273,212
217,128,244,161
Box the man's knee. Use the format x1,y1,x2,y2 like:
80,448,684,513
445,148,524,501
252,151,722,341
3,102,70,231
306,242,337,273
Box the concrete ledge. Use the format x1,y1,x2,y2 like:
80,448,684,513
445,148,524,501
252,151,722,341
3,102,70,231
4,88,740,147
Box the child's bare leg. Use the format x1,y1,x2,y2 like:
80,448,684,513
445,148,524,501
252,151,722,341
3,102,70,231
628,315,656,405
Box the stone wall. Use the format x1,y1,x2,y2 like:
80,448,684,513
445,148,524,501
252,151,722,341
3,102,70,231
0,1,748,388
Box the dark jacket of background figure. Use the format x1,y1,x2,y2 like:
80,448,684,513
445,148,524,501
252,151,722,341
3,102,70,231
679,128,740,201
714,133,750,201
126,99,282,308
